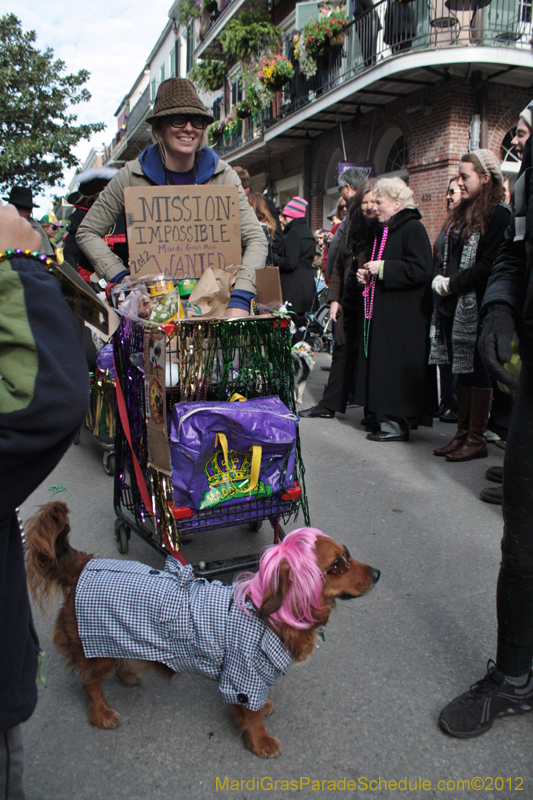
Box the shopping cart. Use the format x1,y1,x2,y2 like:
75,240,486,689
74,368,115,474
112,315,309,578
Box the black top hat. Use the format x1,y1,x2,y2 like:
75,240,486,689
2,186,39,209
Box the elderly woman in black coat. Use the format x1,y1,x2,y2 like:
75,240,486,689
273,197,317,316
355,177,436,441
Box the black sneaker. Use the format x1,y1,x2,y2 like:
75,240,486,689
439,660,533,738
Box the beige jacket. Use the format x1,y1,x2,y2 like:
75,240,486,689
76,155,267,293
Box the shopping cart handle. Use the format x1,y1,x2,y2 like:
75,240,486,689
281,482,301,501
170,504,194,519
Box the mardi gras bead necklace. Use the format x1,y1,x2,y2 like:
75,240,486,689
0,249,55,267
363,226,388,357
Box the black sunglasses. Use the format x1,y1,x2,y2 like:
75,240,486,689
167,114,208,130
325,546,352,575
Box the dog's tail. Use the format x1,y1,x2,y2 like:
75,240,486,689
25,501,92,612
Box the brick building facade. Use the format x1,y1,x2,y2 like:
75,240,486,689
101,0,533,248
300,78,532,242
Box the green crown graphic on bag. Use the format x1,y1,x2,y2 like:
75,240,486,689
201,433,272,509
170,397,298,511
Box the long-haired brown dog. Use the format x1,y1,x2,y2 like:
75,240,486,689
26,501,379,758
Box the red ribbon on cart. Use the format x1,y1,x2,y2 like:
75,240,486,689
114,357,187,566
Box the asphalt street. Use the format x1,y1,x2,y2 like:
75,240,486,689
19,352,531,800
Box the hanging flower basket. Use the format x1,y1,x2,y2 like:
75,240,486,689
236,101,252,119
299,13,347,62
207,120,224,146
256,54,294,93
329,31,345,46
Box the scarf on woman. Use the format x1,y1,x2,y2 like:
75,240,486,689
429,226,480,374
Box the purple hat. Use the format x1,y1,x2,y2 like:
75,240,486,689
282,197,308,219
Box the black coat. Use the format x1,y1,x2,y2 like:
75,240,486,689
273,217,317,314
0,257,89,731
483,134,533,367
355,208,437,419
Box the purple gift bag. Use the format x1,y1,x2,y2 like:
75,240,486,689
96,344,115,379
169,396,298,510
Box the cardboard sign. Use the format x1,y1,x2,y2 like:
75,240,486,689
124,185,241,280
50,260,119,338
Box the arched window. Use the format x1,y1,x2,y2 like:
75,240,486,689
500,126,520,174
373,126,409,179
385,135,408,172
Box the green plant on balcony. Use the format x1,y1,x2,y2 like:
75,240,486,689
236,99,252,119
222,113,242,141
256,53,294,92
175,0,203,27
218,9,281,61
294,12,347,77
207,119,224,145
188,56,227,92
237,63,274,111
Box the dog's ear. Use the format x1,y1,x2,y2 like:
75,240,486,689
260,559,291,617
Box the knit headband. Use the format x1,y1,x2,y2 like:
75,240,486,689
519,103,533,130
471,149,503,185
283,197,308,219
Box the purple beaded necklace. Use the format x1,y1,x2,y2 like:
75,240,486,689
363,226,388,357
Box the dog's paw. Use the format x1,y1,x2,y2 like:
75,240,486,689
89,707,120,729
248,734,282,759
116,661,142,686
263,699,275,716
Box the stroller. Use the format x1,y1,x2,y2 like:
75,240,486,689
302,277,334,354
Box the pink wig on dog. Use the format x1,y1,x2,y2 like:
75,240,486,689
233,528,329,629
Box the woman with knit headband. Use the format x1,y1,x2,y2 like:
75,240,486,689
430,149,511,462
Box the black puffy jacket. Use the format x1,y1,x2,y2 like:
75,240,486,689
0,256,88,731
482,134,533,366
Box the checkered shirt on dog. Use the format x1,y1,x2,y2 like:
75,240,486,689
75,556,292,710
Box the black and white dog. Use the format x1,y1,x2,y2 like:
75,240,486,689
291,343,314,405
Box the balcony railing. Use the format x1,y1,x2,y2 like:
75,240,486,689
214,0,531,156
127,85,152,134
195,0,241,51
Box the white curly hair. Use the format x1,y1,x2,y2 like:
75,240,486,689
373,177,416,210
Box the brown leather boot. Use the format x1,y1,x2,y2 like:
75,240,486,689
433,384,470,457
445,387,493,462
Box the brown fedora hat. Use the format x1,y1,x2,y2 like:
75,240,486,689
146,78,214,124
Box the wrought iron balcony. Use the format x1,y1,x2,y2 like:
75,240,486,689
214,0,532,158
127,86,152,135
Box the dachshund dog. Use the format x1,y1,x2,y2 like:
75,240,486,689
25,502,379,758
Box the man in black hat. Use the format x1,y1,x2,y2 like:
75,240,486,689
2,186,54,257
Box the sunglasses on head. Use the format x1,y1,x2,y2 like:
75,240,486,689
325,546,352,575
167,114,208,130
